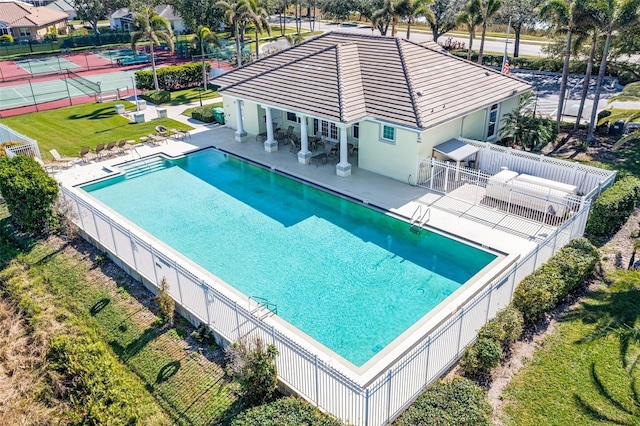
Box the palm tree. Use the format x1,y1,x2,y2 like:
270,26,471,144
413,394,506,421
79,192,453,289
456,0,483,60
540,0,581,132
373,0,403,37
499,93,556,151
570,0,602,131
131,7,174,92
399,0,434,40
476,0,502,65
191,27,220,91
586,0,640,144
217,0,251,67
598,82,640,150
285,33,305,46
248,0,271,60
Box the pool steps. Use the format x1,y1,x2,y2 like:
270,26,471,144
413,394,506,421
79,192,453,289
118,156,166,179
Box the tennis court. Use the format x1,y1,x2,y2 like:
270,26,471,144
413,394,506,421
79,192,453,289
0,69,137,110
15,56,80,75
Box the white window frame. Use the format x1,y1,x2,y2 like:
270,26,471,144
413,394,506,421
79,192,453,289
380,125,396,144
486,103,499,140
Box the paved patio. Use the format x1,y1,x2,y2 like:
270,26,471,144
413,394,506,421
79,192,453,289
56,125,546,260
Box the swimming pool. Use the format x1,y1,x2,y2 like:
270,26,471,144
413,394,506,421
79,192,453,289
82,149,497,366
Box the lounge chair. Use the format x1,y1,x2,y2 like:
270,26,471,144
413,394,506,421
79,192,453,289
118,139,135,153
95,143,106,159
49,149,77,168
170,128,189,139
148,134,166,145
80,147,97,163
104,141,119,157
35,156,57,172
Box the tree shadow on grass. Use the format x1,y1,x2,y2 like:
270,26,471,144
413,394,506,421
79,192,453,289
155,360,181,385
564,272,640,423
110,326,160,362
68,105,117,121
90,297,110,316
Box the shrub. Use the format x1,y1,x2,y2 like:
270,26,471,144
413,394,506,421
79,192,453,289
191,105,215,123
0,155,59,235
140,90,171,104
461,306,523,375
513,238,599,323
461,337,502,374
394,377,491,426
586,176,640,237
154,277,174,327
230,397,344,426
135,62,207,91
226,337,279,407
48,332,164,424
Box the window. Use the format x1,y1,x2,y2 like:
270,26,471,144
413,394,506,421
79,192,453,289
286,112,297,122
18,28,31,37
381,125,395,142
486,103,499,139
352,123,359,140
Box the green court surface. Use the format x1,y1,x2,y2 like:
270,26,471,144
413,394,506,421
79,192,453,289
15,56,79,75
0,70,138,109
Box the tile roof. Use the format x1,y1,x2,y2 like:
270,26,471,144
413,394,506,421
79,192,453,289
213,32,532,130
0,1,67,26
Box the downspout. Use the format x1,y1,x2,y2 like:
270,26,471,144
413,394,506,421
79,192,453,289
459,115,466,137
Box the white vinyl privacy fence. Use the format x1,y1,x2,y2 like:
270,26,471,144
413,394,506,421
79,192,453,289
0,123,41,160
61,179,591,425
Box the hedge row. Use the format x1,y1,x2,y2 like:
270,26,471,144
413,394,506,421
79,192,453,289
231,397,343,426
140,90,171,104
60,32,132,48
512,238,600,324
136,62,209,91
191,105,216,123
394,377,491,426
461,306,523,375
585,175,640,237
48,331,165,425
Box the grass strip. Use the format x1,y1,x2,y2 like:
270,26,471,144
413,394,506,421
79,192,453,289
0,204,240,425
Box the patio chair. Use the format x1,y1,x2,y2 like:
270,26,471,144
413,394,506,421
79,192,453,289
289,137,300,154
156,125,169,137
95,143,106,159
49,149,77,168
324,143,338,164
80,147,97,163
35,156,58,173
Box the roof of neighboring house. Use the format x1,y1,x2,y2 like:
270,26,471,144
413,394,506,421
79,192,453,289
0,0,68,26
109,5,181,21
213,32,533,130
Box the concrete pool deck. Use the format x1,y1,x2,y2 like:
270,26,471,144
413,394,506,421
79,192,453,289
56,124,543,262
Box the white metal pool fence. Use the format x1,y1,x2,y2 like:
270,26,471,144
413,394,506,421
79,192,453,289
0,123,41,160
61,183,590,426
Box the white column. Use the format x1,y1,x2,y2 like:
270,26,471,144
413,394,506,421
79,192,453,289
234,99,247,142
336,125,351,177
298,115,312,164
264,106,278,152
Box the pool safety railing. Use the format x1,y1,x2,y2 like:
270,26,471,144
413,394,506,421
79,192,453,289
0,123,41,160
248,296,278,319
409,205,430,234
61,182,592,426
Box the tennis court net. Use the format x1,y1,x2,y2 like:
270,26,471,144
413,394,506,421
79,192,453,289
66,70,101,95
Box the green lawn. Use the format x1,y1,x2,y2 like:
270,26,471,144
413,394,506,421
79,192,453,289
161,88,220,106
501,271,640,425
0,101,193,162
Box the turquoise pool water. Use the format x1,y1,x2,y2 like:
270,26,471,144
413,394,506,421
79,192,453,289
83,149,497,366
